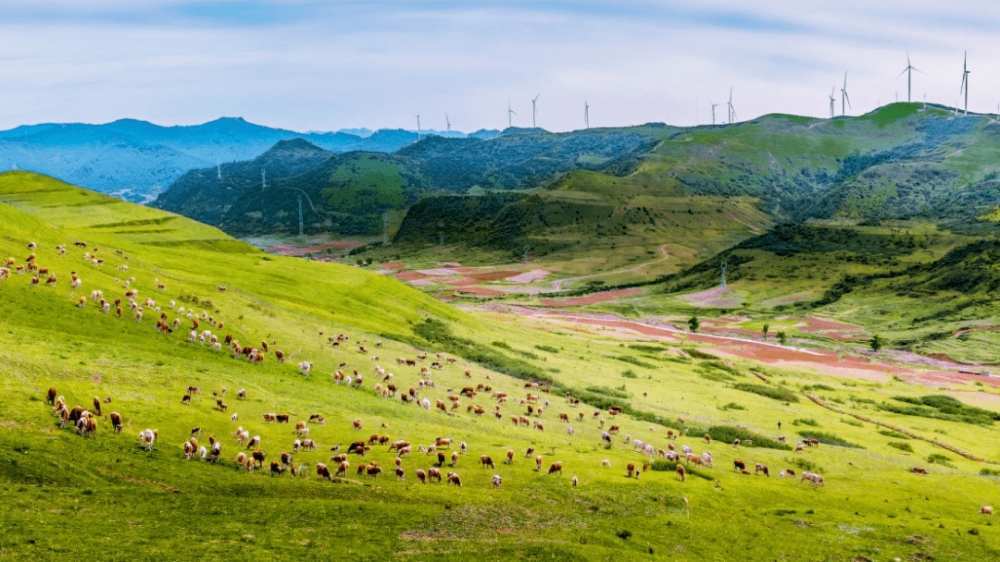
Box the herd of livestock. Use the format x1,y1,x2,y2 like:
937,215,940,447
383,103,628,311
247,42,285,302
6,238,996,516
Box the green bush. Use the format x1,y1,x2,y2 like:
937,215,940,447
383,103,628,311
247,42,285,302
707,426,791,450
792,418,819,427
534,344,559,354
799,431,862,448
584,386,629,399
628,344,663,353
621,370,638,379
649,460,713,480
733,383,799,403
613,356,656,369
888,441,914,452
879,429,910,439
881,395,1000,425
719,402,745,411
927,453,955,467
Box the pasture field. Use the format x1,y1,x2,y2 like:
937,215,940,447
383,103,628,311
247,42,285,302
2,172,1000,561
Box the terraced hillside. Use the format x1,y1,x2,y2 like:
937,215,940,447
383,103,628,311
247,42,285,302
3,172,1000,561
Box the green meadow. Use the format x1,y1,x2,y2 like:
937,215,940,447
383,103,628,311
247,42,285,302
1,172,1000,561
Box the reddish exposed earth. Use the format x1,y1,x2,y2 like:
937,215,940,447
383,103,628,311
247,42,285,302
453,286,505,296
538,288,645,307
475,305,1000,390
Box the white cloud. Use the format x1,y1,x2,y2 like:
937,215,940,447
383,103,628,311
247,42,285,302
1,1,1000,132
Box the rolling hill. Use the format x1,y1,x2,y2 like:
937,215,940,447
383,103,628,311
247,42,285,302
0,118,490,202
3,171,1000,560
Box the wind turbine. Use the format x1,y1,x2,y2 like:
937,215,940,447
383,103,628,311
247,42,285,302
960,51,971,115
584,99,590,129
828,87,836,118
710,102,719,125
840,72,851,116
416,114,421,140
531,93,540,128
727,88,736,124
898,53,923,103
507,101,516,128
445,113,451,132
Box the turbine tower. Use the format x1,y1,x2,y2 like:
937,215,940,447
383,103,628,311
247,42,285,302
445,113,450,132
727,88,736,124
710,102,719,125
584,99,590,129
960,51,970,115
217,160,222,180
829,87,836,118
261,168,266,190
507,101,516,128
416,114,421,141
898,53,922,103
531,93,540,128
841,72,851,116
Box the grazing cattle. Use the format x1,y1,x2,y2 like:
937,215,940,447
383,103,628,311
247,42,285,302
216,399,228,412
246,436,261,449
140,429,157,451
348,440,368,455
388,440,410,452
92,396,102,417
676,465,686,481
251,450,267,468
237,389,247,400
211,442,222,462
505,449,515,465
601,459,611,468
367,465,383,479
480,455,495,469
309,414,326,425
270,461,286,476
547,461,563,475
627,462,636,478
428,467,443,483
447,472,462,487
601,431,612,444
316,463,332,480
911,467,929,475
701,452,713,467
263,413,277,423
275,414,290,424
982,506,994,515
109,412,124,433
754,463,770,477
450,452,459,467
779,469,796,478
301,439,316,451
352,419,363,430
298,362,313,375
800,472,825,487
733,460,746,472
46,387,57,405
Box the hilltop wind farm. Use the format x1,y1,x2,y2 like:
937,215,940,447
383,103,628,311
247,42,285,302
5,2,1000,561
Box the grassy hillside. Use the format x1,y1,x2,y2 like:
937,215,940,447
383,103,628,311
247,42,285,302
3,172,1000,560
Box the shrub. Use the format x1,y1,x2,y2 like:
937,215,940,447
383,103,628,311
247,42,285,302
719,402,745,411
733,383,799,403
879,429,910,439
534,344,559,354
927,453,954,467
980,468,1000,477
686,349,718,360
649,460,712,480
616,530,632,540
584,386,629,399
491,341,512,350
804,384,835,391
799,431,862,448
708,426,791,450
785,457,822,473
888,441,914,452
613,356,656,369
628,344,663,353
840,418,863,427
621,370,638,379
792,418,819,427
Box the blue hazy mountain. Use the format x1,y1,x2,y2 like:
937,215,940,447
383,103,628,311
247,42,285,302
0,118,491,202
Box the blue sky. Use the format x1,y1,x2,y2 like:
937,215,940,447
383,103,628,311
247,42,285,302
2,1,1000,132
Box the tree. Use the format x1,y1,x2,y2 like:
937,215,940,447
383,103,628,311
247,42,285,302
762,323,770,340
870,334,883,352
776,331,787,345
688,316,700,333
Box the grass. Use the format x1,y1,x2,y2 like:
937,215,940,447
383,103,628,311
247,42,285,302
3,172,1000,559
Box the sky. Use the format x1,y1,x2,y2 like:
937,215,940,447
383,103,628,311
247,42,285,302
2,0,1000,133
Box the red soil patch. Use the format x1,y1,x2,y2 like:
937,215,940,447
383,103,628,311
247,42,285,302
380,262,406,271
265,240,362,257
442,277,481,286
795,317,863,333
466,270,522,282
454,286,505,296
396,271,430,281
539,288,645,307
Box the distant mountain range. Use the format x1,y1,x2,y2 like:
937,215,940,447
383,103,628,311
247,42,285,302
151,126,656,237
0,117,498,202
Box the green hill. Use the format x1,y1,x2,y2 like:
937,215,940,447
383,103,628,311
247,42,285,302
6,173,1000,560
